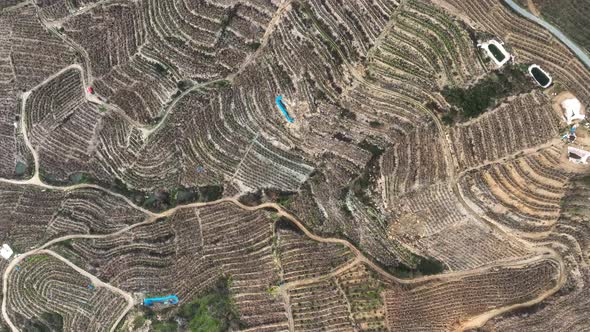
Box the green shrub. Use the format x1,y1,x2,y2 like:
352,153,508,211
442,66,535,121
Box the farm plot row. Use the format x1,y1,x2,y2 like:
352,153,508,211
285,253,560,332
488,268,590,332
26,0,407,198
55,203,287,331
383,258,560,331
7,253,128,332
245,0,464,268
485,173,590,331
55,202,359,331
413,218,531,271
553,174,590,263
25,67,107,182
0,5,75,178
58,0,275,124
346,192,419,269
0,182,147,252
3,6,76,91
458,146,574,233
450,91,561,171
3,196,567,332
368,0,484,105
284,261,389,332
24,65,314,193
226,0,400,131
41,198,428,331
381,121,448,203
389,182,530,271
0,83,29,179
276,219,354,283
37,0,102,21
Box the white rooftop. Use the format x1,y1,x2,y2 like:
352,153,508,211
562,98,585,125
568,146,590,164
0,244,13,260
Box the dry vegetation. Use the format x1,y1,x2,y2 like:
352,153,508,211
7,253,128,331
0,0,588,331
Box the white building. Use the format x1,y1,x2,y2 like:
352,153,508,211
0,244,13,260
568,147,590,164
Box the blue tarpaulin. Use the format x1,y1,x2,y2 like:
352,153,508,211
275,96,294,123
143,295,179,306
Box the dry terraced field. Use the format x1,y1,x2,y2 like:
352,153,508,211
0,0,588,331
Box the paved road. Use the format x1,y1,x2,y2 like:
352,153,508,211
503,0,590,69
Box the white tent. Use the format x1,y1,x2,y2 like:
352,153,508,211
562,98,585,125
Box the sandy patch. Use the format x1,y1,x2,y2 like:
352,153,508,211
388,212,427,239
527,0,541,17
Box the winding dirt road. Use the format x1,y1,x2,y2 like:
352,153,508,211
1,249,135,332
0,181,566,332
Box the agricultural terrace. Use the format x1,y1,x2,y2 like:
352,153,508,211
6,253,129,332
0,182,147,252
0,0,588,331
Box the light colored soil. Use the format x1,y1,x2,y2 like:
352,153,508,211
388,212,427,239
456,247,565,332
483,171,558,219
527,0,541,17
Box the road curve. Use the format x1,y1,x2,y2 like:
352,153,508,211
1,249,135,332
503,0,590,69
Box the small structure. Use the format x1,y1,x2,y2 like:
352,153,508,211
275,96,295,123
568,146,590,164
528,64,552,88
561,98,585,124
143,294,179,306
0,244,13,260
571,125,577,134
87,86,94,94
479,40,511,67
562,125,578,143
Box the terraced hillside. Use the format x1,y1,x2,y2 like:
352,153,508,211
0,0,589,331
